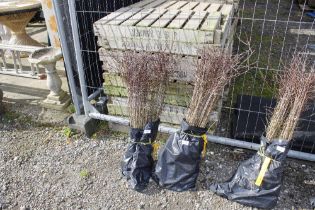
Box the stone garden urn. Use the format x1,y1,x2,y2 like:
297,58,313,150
29,47,70,110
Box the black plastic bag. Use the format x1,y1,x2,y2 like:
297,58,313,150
121,119,160,191
154,120,207,192
210,137,290,209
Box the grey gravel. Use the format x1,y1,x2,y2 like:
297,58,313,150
0,106,314,210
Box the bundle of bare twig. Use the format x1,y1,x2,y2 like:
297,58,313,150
186,47,250,128
266,53,315,141
117,51,173,128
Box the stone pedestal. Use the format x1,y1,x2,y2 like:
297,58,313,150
41,85,71,110
29,47,70,110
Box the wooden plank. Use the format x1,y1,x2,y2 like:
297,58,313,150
183,11,207,30
111,97,188,114
97,28,214,55
97,24,213,44
104,36,206,55
103,73,194,96
94,7,131,25
220,4,234,17
106,97,219,126
151,10,180,28
104,85,190,106
167,10,193,29
107,103,185,125
157,1,177,9
219,4,234,45
107,8,142,25
121,8,154,26
129,0,155,8
180,2,199,10
167,1,189,10
289,29,315,36
98,48,122,73
103,73,125,86
143,0,167,8
200,12,221,32
99,48,198,82
109,97,188,124
136,9,167,27
206,3,221,13
193,2,210,11
223,17,238,54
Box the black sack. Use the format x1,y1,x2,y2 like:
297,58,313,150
154,120,207,192
210,137,290,209
121,119,160,191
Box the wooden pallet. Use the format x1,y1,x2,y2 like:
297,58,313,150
103,71,222,126
94,0,237,125
103,73,194,95
106,96,219,126
94,0,235,56
99,48,198,82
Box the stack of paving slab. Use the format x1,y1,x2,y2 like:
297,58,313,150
93,0,238,128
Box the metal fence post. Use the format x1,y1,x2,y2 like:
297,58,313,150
53,0,81,115
67,0,92,116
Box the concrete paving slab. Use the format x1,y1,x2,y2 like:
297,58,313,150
0,74,69,103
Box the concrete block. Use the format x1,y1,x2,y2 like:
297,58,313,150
67,114,99,137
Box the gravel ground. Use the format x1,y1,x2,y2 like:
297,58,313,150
1,0,315,209
0,102,315,210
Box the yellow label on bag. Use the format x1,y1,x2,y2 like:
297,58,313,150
255,156,272,186
152,142,160,160
201,134,208,158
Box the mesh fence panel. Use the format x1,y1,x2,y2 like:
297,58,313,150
55,0,315,155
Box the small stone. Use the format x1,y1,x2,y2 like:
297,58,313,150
138,202,145,209
20,206,29,210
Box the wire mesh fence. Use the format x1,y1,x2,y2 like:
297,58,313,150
54,0,315,158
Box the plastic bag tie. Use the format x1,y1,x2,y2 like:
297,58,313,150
201,134,208,158
255,146,278,186
130,138,152,145
182,132,208,159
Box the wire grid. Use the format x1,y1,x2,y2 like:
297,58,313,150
60,0,315,154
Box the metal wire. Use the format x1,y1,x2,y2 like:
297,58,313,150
55,0,315,159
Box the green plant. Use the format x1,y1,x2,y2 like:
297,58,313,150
67,103,76,114
63,127,74,138
1,111,20,122
79,169,90,179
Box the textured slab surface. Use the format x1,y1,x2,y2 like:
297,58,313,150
0,0,41,14
94,0,235,55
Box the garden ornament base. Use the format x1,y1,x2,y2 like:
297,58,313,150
0,0,43,47
29,47,70,110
